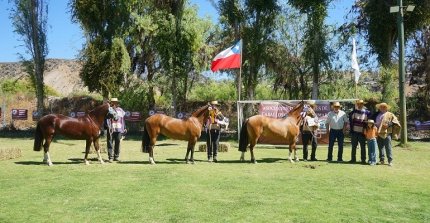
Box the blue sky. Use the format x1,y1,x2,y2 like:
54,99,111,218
0,0,353,62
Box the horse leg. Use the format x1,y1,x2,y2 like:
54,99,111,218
288,144,295,163
185,147,191,164
250,145,257,164
94,139,104,164
240,152,245,162
84,139,91,165
293,144,299,162
149,145,156,165
43,136,53,166
189,140,196,164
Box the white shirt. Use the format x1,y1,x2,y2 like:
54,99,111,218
326,110,348,130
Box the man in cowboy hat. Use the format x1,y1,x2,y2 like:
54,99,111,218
325,102,349,162
372,102,401,166
348,99,371,164
205,100,224,162
106,98,126,162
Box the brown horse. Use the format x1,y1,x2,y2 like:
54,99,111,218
141,105,211,164
238,101,313,163
33,103,118,166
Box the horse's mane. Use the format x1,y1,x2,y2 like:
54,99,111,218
191,105,210,118
88,103,108,116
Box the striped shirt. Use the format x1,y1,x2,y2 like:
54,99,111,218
349,108,371,134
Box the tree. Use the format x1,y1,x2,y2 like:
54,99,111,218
10,0,48,114
351,0,430,106
218,0,280,101
70,0,131,98
409,26,430,118
289,0,332,100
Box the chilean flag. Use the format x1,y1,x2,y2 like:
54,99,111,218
211,40,242,72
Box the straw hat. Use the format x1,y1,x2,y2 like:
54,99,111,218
366,119,375,124
332,101,341,108
355,99,365,105
307,100,317,108
210,100,219,105
376,102,390,109
110,98,119,103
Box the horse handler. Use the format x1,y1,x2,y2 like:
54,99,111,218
106,98,126,162
205,101,224,163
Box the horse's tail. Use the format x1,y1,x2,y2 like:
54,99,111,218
238,120,249,152
141,124,150,153
33,123,43,151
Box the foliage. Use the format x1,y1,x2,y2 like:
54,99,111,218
0,138,429,222
352,0,430,66
379,65,399,113
218,0,280,101
188,79,236,101
1,78,59,97
70,0,132,98
10,0,49,114
408,25,430,118
289,0,333,99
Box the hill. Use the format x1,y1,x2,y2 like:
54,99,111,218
0,59,86,96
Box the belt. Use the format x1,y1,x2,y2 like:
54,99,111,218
331,128,343,130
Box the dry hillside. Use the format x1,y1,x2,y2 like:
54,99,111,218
0,59,86,96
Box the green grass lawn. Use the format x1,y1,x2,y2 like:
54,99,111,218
0,136,429,223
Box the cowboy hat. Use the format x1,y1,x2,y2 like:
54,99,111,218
355,99,365,105
307,100,317,108
110,98,119,103
376,102,390,109
332,101,341,107
210,100,219,105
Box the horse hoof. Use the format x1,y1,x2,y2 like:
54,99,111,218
289,159,295,163
251,160,257,164
85,160,90,165
47,162,53,166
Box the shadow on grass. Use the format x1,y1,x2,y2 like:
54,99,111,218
15,160,82,165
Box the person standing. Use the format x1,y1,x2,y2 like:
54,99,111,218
205,101,224,162
349,99,371,164
325,102,349,162
301,102,318,161
373,102,401,166
363,119,378,166
106,98,126,162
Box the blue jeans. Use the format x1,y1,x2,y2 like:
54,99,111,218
327,129,344,161
367,138,377,164
377,135,393,163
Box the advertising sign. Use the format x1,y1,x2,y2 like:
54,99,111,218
12,109,28,120
125,111,142,122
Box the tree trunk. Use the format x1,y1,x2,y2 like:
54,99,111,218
30,0,45,114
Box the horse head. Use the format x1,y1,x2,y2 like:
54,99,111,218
107,105,119,121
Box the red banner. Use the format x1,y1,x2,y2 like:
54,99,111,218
12,109,28,120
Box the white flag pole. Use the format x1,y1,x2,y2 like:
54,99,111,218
351,38,361,98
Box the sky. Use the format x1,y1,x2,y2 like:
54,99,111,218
0,0,353,63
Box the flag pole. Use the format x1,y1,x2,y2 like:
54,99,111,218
238,39,242,101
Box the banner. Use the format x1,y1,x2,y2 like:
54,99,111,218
124,111,142,122
32,111,41,121
70,111,86,118
257,101,331,145
12,109,28,120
